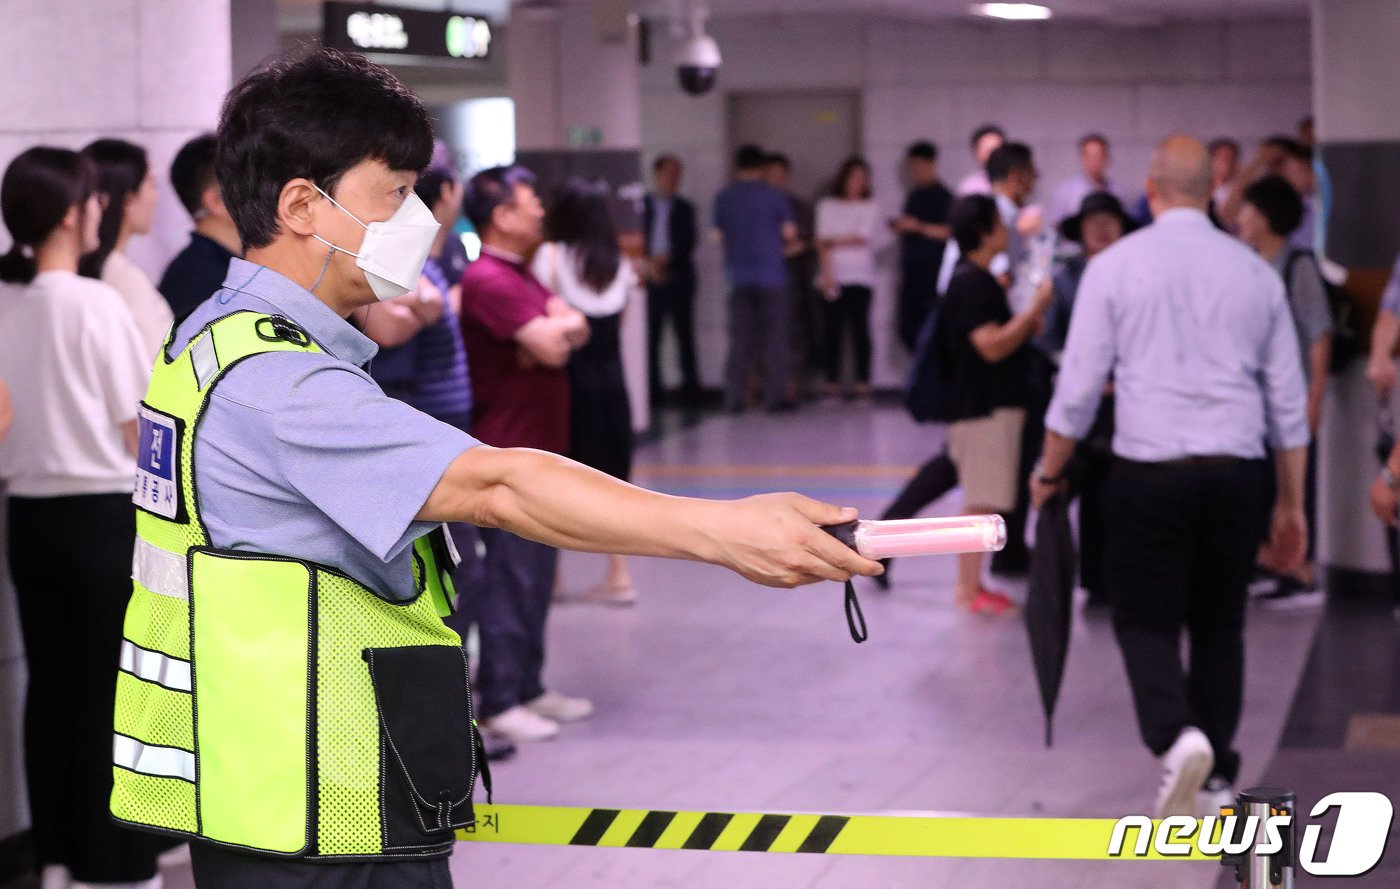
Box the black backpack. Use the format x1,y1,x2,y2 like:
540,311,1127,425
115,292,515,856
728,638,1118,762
1284,249,1360,373
904,299,954,423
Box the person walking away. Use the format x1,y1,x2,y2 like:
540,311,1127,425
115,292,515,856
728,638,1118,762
1236,175,1331,608
936,195,1051,615
1033,135,1309,820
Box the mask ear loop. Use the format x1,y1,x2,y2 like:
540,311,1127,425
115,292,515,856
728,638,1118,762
309,244,335,293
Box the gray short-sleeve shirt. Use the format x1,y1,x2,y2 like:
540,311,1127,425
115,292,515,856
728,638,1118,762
170,259,479,602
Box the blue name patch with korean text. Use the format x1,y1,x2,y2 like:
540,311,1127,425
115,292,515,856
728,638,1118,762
133,404,181,521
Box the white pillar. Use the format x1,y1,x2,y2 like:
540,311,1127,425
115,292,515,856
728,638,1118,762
1313,0,1400,575
508,0,650,431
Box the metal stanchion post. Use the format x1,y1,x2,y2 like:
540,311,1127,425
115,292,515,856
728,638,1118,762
1220,787,1296,889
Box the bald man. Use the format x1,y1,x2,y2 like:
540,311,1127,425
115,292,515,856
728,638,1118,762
1031,135,1309,820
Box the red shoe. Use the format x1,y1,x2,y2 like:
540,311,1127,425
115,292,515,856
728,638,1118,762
966,587,1018,617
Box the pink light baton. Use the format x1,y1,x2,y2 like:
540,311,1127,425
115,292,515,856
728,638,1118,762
824,515,1007,559
822,516,1007,643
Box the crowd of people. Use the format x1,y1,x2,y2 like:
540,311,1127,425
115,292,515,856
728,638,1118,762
0,38,1393,889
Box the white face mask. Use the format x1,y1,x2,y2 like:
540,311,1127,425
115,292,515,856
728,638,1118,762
312,186,441,301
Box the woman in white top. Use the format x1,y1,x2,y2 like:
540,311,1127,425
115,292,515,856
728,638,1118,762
531,180,641,606
0,147,160,889
79,138,173,362
816,157,880,399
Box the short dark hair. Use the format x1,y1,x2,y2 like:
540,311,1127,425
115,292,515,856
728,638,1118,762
653,154,682,174
1208,138,1240,156
986,142,1034,183
950,194,1000,255
216,46,434,250
79,138,149,280
1079,132,1109,151
766,152,791,170
829,157,871,199
170,133,219,218
907,141,938,162
735,144,767,171
461,164,536,233
0,147,98,284
1242,174,1304,236
970,124,1004,149
414,167,453,211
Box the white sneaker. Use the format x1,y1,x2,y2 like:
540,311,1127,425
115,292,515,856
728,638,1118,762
1200,776,1236,817
482,705,559,742
1155,727,1215,819
41,865,71,889
525,690,594,723
71,878,162,889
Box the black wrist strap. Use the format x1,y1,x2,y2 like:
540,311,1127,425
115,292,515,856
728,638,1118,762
843,579,868,644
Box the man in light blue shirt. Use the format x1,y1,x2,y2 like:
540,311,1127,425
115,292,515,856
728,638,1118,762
1031,135,1309,823
154,47,881,889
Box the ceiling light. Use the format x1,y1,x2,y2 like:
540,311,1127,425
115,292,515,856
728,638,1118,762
972,3,1052,20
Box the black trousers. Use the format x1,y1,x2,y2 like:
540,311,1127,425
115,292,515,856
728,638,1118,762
190,843,452,889
991,350,1053,573
7,493,162,883
882,450,959,522
724,285,791,408
1104,458,1267,785
896,273,938,353
473,527,558,718
822,285,872,385
647,272,699,396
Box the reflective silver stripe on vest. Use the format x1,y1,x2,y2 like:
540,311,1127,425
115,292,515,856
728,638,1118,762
119,640,192,693
191,334,219,389
113,733,195,782
132,539,188,601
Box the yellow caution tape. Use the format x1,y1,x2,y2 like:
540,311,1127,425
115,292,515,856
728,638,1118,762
456,804,1217,861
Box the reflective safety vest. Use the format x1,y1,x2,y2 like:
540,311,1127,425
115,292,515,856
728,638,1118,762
111,310,489,861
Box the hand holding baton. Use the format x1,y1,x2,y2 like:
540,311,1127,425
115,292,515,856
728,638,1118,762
822,516,1008,642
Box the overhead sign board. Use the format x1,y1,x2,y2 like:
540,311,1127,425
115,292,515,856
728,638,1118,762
323,1,493,62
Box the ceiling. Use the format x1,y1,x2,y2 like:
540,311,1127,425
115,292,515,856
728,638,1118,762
283,0,1309,32
692,0,1307,22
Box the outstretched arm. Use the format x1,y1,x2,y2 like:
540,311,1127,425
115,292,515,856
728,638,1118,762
417,446,883,588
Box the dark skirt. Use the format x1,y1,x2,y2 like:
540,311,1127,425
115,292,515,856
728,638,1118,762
7,492,163,883
568,312,634,482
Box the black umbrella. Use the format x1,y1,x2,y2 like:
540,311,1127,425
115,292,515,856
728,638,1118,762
1024,493,1077,747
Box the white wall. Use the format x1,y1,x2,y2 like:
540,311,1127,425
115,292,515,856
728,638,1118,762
641,14,1312,388
0,0,231,851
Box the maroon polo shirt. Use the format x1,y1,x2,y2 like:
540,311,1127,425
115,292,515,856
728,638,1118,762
458,249,569,453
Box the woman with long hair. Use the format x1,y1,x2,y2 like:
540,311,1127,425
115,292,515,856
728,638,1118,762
815,156,880,399
0,147,160,888
532,179,638,605
78,138,171,361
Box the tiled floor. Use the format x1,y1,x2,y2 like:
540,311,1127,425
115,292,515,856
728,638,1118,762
149,403,1326,888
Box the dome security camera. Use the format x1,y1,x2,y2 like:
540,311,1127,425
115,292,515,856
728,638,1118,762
675,31,721,96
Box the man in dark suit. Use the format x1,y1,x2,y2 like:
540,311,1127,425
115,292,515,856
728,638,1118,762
644,155,700,402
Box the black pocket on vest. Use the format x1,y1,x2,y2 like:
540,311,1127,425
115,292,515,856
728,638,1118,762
363,645,483,849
